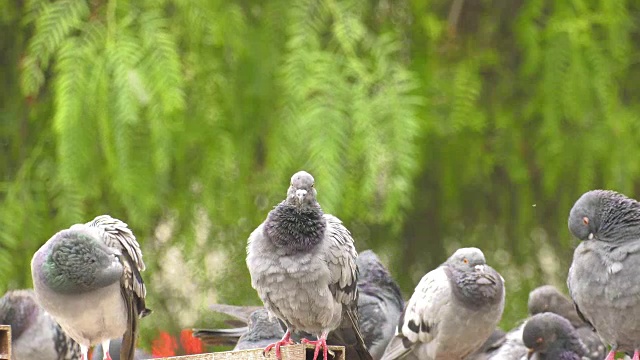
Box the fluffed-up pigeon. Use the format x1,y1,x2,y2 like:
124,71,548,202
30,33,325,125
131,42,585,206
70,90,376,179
527,285,605,360
0,289,81,360
567,190,640,360
195,249,403,359
246,171,372,360
522,313,587,360
381,247,505,360
31,215,151,360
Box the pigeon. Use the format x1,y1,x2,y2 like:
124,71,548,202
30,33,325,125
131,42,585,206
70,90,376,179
381,247,505,360
567,189,640,360
354,250,404,360
482,324,528,360
522,312,587,360
246,171,372,360
464,328,507,360
196,249,402,359
31,215,151,360
91,339,151,360
0,289,81,360
194,308,286,350
527,285,606,360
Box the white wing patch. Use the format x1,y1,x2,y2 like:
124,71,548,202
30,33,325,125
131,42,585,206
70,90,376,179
402,267,450,346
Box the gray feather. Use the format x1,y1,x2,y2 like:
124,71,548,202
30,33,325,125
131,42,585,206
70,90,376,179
31,215,150,360
0,289,81,360
381,247,505,360
567,190,640,355
246,171,372,360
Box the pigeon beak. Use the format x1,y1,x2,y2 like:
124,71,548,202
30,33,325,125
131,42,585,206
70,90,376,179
474,264,485,272
527,349,534,359
588,233,594,240
295,189,307,203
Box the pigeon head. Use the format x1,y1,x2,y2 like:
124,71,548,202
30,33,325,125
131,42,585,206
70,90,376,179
264,171,326,251
444,247,504,310
446,247,487,272
285,171,318,208
245,309,285,340
523,313,585,359
569,189,640,243
39,228,124,294
527,285,584,328
0,290,39,339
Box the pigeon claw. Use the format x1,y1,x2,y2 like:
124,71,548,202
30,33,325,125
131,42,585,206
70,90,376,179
633,350,640,360
604,350,616,360
301,336,329,360
263,331,294,359
104,352,113,360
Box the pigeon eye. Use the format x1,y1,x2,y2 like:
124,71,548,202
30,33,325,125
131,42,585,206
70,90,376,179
583,217,589,225
463,258,469,264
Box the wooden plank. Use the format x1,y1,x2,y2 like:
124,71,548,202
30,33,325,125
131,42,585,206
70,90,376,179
156,344,345,360
0,325,10,360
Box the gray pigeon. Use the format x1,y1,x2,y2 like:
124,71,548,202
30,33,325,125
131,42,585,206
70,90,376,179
354,250,404,360
527,285,606,360
464,328,507,360
195,249,402,359
31,215,151,360
246,171,372,360
0,289,81,360
381,247,505,360
194,308,286,350
522,313,587,360
91,338,151,360
567,189,640,360
481,323,528,360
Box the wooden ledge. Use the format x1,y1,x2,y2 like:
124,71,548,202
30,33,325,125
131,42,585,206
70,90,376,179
156,344,345,360
0,325,10,360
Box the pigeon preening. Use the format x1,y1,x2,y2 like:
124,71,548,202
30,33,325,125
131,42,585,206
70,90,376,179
0,289,81,360
527,285,605,360
567,189,640,360
91,338,151,360
246,171,373,360
522,312,587,360
31,215,151,360
381,247,505,360
194,307,286,350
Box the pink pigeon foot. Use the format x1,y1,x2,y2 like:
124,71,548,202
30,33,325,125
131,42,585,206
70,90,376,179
263,330,294,359
301,333,329,360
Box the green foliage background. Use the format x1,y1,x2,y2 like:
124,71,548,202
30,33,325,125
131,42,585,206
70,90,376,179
1,0,639,351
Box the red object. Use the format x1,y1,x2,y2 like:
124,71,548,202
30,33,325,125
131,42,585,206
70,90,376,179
302,336,328,360
181,329,204,354
151,331,178,357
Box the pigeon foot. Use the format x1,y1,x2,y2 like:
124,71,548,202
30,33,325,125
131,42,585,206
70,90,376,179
301,332,329,360
263,330,294,359
604,350,616,360
633,350,640,360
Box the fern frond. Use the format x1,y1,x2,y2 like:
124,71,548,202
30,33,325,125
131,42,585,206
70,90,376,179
22,0,89,96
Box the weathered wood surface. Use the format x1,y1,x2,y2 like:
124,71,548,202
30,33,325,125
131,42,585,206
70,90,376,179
0,325,10,360
156,344,345,360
